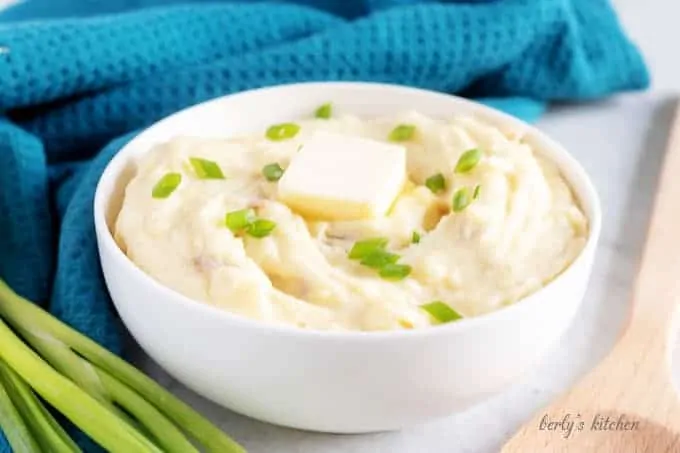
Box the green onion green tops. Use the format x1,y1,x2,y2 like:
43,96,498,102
454,148,482,173
379,263,412,281
262,163,285,182
315,103,332,119
348,237,389,260
247,219,277,238
151,173,182,199
360,249,399,269
266,123,300,141
388,124,416,142
473,184,481,199
411,231,421,244
225,209,276,238
452,187,472,212
225,208,256,233
348,237,411,280
189,157,225,179
421,301,463,323
425,173,446,194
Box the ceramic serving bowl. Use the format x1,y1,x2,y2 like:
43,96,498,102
93,82,601,433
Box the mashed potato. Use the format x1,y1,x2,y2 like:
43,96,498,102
114,111,588,331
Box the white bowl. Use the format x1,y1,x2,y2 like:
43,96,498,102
94,82,601,433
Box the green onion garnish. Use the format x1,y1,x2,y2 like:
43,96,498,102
349,237,411,280
262,163,284,182
348,237,389,260
421,301,463,323
379,263,412,281
454,148,482,173
315,103,332,119
388,124,416,142
452,187,472,212
189,157,225,180
425,173,446,194
151,173,182,199
473,184,481,199
266,123,300,141
246,219,277,238
225,208,256,233
360,250,400,269
412,231,421,244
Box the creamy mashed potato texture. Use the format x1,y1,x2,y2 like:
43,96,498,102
114,111,588,331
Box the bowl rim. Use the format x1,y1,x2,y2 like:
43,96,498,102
94,81,602,341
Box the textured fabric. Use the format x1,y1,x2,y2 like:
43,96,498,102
0,0,647,450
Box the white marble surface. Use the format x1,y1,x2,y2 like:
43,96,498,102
123,1,678,452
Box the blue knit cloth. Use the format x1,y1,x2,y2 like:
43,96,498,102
0,0,647,450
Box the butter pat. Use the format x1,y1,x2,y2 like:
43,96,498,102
278,132,407,220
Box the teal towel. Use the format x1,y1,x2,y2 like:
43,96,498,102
0,0,647,450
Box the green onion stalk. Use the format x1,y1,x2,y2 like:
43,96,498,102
0,278,246,453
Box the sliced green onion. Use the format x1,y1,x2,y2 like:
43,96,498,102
225,208,256,233
262,163,284,182
189,157,225,180
452,187,472,212
425,173,446,194
151,173,182,199
348,237,389,260
246,219,277,238
314,103,332,119
473,184,481,199
454,148,482,173
379,263,412,281
388,124,416,142
421,301,463,323
360,250,400,269
266,123,300,141
411,231,421,244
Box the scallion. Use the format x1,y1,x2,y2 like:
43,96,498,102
314,103,332,119
151,173,181,199
0,279,245,453
388,124,416,142
360,250,400,269
262,163,284,182
348,237,389,260
0,365,42,453
379,263,412,281
411,231,421,244
473,184,481,199
246,219,277,238
0,359,79,452
421,301,463,323
454,148,482,173
265,123,300,141
425,173,446,194
452,187,472,212
189,157,225,180
225,208,256,233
